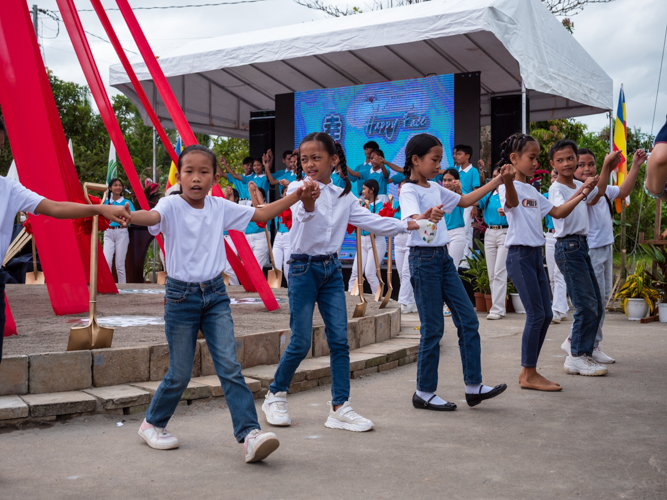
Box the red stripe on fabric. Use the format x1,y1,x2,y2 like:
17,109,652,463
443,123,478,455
3,293,17,337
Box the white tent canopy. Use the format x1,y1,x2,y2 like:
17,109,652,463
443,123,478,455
110,0,613,139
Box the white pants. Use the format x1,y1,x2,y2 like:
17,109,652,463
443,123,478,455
463,206,474,261
272,231,291,283
485,228,508,315
246,232,270,269
348,234,387,294
545,232,568,316
447,227,466,269
103,228,129,284
376,194,389,204
223,235,240,286
394,232,415,305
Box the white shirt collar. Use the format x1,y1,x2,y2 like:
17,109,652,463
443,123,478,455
459,164,472,173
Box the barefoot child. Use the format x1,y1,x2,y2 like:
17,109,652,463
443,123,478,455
400,133,508,411
129,144,317,463
262,132,423,432
499,134,604,390
0,118,130,362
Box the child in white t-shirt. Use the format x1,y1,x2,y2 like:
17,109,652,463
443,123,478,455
560,147,644,364
129,144,317,463
499,134,599,390
548,139,618,378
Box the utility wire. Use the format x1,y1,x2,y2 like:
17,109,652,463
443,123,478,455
78,0,272,11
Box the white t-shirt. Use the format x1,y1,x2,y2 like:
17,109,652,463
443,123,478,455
1,177,44,259
499,181,553,248
549,180,598,238
587,185,620,249
149,195,255,283
399,181,461,247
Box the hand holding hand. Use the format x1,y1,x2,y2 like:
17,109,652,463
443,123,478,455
297,179,319,211
406,220,420,231
279,179,290,187
581,175,599,195
102,203,131,227
416,204,444,224
631,149,647,169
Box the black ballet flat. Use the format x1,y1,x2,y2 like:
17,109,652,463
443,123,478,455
465,384,507,407
412,392,457,411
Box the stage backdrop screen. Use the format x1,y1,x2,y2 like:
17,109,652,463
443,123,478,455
294,73,455,258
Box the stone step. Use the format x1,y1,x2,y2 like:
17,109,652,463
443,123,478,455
0,395,29,420
20,391,97,418
129,380,211,401
191,375,262,398
83,385,152,411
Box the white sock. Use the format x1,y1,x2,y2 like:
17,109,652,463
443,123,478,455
465,384,494,395
416,390,448,405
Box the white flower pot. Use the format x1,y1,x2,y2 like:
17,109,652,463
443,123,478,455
510,293,525,314
658,303,667,323
625,298,649,321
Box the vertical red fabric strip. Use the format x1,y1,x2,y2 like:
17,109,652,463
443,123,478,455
55,0,165,257
0,0,91,315
88,0,179,166
224,240,255,292
3,294,17,337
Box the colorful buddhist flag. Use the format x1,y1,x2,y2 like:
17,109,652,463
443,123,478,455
613,85,628,213
165,136,182,192
106,141,117,185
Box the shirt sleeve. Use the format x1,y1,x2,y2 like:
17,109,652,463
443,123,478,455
349,197,407,236
148,197,169,236
438,184,462,213
222,199,255,232
549,184,566,207
539,190,554,218
241,175,253,184
10,179,45,215
399,184,421,221
606,185,621,200
478,192,491,210
585,186,599,204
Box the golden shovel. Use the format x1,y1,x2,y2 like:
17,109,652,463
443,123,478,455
380,236,393,309
67,183,114,351
369,234,385,302
264,226,283,289
25,237,45,284
353,227,367,318
3,229,31,266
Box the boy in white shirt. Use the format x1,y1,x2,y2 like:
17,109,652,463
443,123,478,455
129,144,318,463
548,139,618,376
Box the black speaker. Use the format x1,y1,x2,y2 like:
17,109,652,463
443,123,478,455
490,95,529,169
249,110,276,201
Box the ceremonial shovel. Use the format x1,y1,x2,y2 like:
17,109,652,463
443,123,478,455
380,195,395,309
25,237,44,284
369,234,385,302
2,229,30,266
353,226,367,318
67,183,114,351
264,226,283,289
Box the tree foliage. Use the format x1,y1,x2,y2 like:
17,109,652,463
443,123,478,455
211,136,250,187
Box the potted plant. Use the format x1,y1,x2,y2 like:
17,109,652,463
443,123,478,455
507,278,525,314
462,240,490,312
641,243,667,322
615,264,660,320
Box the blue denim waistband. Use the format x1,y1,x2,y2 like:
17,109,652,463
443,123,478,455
165,273,225,290
556,234,587,241
290,253,338,262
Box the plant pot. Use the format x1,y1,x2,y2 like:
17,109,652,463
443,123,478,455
474,292,487,312
658,303,667,323
484,294,493,312
624,298,649,321
510,293,525,314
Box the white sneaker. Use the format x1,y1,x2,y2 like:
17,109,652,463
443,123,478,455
559,313,569,321
262,391,291,426
561,337,571,356
401,303,418,314
563,355,608,376
486,313,502,320
592,347,615,364
551,315,561,324
324,402,374,432
443,305,452,317
244,429,280,463
138,419,179,450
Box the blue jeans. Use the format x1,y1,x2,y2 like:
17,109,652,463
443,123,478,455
269,254,350,405
146,274,259,443
555,235,602,357
506,246,553,367
409,246,482,390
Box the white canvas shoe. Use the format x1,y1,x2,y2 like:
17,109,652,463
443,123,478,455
324,402,374,432
262,391,291,426
563,355,608,376
244,429,279,463
138,420,179,450
486,313,502,320
551,315,561,324
592,347,615,364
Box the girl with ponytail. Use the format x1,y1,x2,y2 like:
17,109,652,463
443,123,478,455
400,133,509,411
103,178,135,283
262,131,425,433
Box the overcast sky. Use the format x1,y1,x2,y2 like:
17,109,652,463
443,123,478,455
29,0,667,137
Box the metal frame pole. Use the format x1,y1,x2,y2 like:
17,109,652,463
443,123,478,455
521,80,527,134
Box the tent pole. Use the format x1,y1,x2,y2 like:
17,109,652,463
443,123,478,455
152,126,157,284
521,80,526,134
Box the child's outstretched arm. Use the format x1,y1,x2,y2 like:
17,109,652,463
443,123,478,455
263,150,281,186
618,149,646,199
221,156,242,181
350,201,420,236
129,207,161,227
589,150,622,204
457,167,505,208
381,156,403,174
35,199,131,226
548,176,597,219
251,181,319,222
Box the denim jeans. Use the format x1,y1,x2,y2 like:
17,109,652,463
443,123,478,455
555,235,602,357
146,274,259,443
506,246,553,367
0,270,5,364
409,246,482,390
270,254,350,405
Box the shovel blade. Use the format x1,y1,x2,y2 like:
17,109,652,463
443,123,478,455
25,272,45,285
91,324,114,350
374,285,383,302
267,270,283,289
67,323,114,351
350,279,359,296
380,285,393,309
353,302,367,318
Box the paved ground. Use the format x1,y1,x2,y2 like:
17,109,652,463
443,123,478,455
1,311,665,499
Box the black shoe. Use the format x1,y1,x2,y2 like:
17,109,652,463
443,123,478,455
465,384,507,407
412,392,457,411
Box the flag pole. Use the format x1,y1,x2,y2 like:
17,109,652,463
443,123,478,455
618,85,627,280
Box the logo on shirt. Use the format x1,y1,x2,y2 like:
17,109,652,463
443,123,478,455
522,199,538,208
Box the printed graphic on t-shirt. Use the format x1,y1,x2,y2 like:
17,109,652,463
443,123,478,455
522,199,538,208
